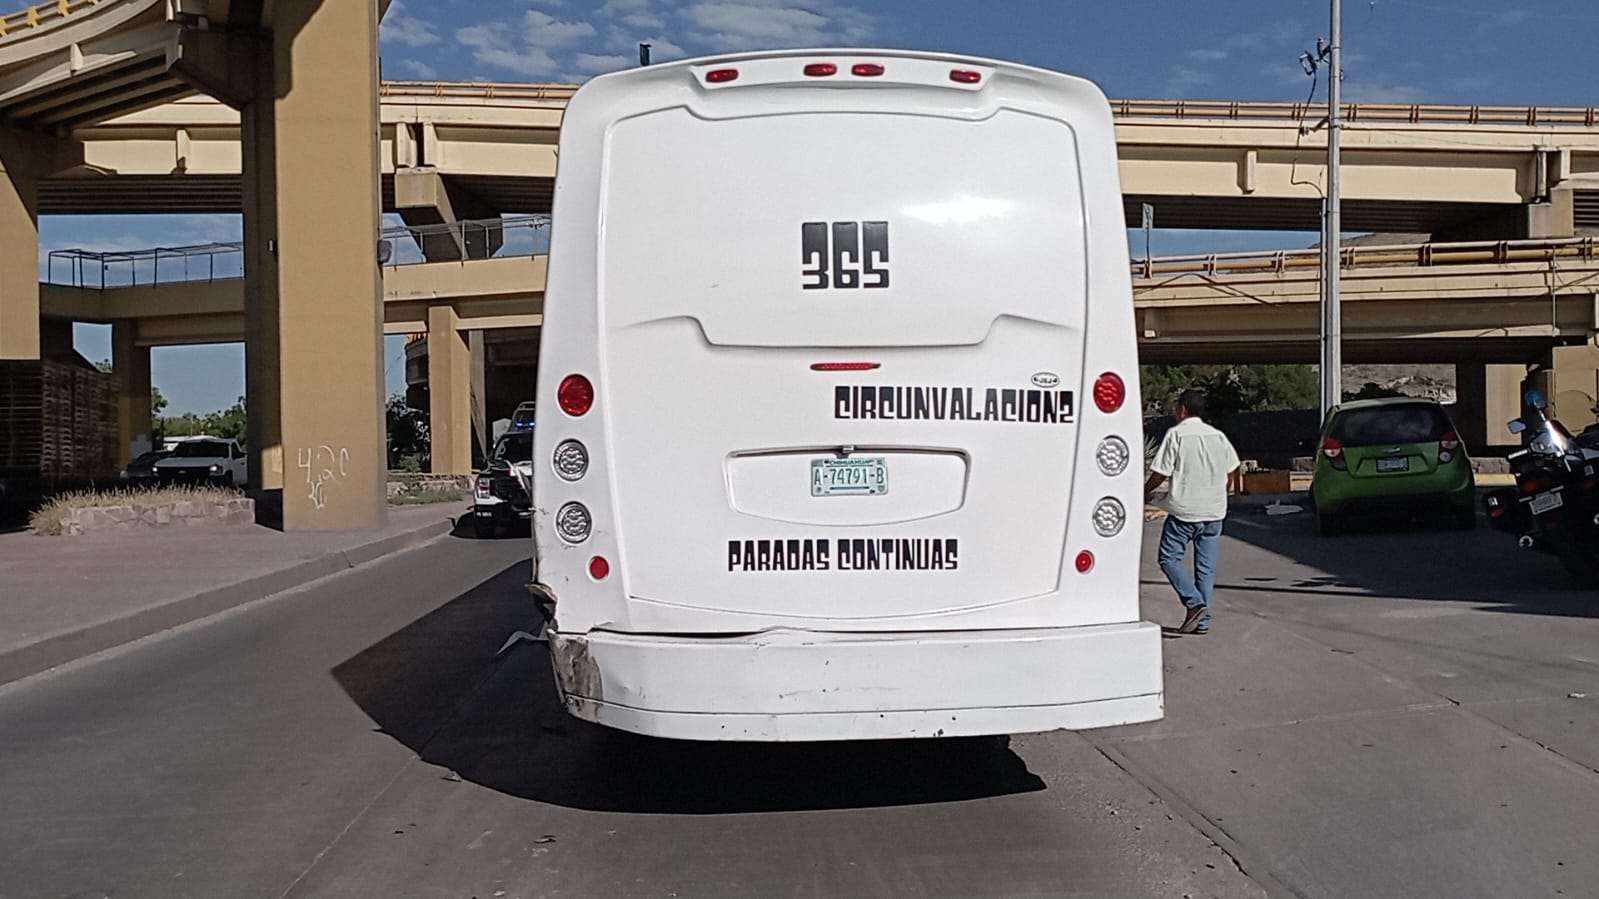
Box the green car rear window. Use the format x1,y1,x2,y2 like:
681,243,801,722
1330,405,1448,446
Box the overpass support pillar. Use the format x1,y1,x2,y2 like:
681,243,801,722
395,168,503,262
112,322,152,466
0,143,39,360
239,0,386,530
426,305,473,475
1528,188,1576,240
1532,345,1599,433
1454,363,1524,450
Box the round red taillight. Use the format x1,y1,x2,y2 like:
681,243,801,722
558,374,594,417
1075,551,1095,574
1093,373,1126,414
589,556,610,580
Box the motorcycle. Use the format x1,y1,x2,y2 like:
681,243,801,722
1484,390,1599,586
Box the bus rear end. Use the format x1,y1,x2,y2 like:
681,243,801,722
532,49,1163,741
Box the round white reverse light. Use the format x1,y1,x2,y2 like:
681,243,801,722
1096,436,1131,477
553,440,589,481
555,502,592,543
1092,497,1126,537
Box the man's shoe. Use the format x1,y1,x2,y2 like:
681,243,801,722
1177,605,1209,634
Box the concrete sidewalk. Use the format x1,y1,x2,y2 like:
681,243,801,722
0,504,467,687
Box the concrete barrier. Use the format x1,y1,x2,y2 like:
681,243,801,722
64,498,255,535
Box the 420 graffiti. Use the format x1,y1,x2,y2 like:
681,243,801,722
802,221,890,290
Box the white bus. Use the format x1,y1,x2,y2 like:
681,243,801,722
531,48,1163,741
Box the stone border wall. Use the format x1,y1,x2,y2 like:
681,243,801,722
387,472,473,498
65,498,255,536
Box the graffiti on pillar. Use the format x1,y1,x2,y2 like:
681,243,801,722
298,445,352,510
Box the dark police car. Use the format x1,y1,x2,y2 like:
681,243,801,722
471,417,534,538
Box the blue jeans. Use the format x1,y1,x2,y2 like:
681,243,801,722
1158,517,1223,629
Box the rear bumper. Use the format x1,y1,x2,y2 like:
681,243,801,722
547,622,1164,741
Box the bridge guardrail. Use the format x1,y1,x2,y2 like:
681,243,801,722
0,0,114,38
1112,98,1599,127
369,82,1599,128
1132,237,1599,280
379,81,578,103
45,214,551,289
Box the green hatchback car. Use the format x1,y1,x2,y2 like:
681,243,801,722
1310,397,1476,535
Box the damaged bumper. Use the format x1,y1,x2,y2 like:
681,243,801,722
546,622,1163,741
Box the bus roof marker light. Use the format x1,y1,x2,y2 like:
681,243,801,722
804,62,838,77
950,69,982,84
706,68,739,83
852,63,885,77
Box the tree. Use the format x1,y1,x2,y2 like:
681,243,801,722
1140,364,1319,421
386,394,430,469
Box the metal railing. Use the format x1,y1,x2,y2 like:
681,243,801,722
1131,237,1599,280
45,214,550,289
369,81,1599,129
1111,98,1599,128
0,0,109,38
379,81,578,103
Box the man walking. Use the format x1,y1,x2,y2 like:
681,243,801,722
1144,389,1241,635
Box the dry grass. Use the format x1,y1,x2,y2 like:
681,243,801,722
29,485,242,536
389,486,468,506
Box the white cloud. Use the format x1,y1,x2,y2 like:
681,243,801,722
681,1,876,51
400,59,438,79
1164,65,1214,97
524,9,598,46
1342,81,1427,104
380,0,440,48
1187,49,1228,63
574,52,631,74
457,21,558,77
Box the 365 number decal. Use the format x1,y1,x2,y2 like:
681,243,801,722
802,221,890,290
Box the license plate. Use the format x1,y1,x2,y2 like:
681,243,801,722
811,457,888,497
1377,456,1410,473
1531,490,1563,515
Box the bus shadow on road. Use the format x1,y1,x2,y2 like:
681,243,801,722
333,562,1046,814
1213,505,1599,619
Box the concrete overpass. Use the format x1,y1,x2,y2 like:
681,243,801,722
1,0,396,530
5,5,1599,527
45,229,1599,458
36,86,1599,239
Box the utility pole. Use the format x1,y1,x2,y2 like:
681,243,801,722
1319,0,1343,420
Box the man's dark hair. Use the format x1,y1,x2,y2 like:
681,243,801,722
1177,388,1208,419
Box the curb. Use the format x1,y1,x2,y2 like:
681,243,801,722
0,517,455,689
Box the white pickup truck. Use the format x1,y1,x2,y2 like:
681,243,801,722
154,437,248,487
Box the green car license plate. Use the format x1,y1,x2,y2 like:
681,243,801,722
811,457,888,497
1377,456,1410,473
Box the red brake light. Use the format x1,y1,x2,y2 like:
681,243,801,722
589,556,610,580
810,361,881,371
1075,551,1095,574
1438,430,1460,463
852,63,885,77
558,374,594,417
1322,437,1347,471
804,62,837,77
950,69,982,84
1093,373,1126,414
706,68,739,83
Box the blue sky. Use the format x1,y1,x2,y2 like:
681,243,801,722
55,0,1599,413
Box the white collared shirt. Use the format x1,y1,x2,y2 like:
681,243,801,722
1151,416,1240,522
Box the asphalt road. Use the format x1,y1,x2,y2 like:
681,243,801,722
2,508,1597,899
